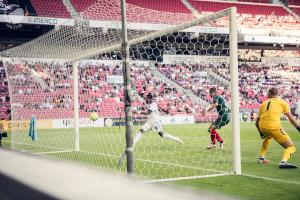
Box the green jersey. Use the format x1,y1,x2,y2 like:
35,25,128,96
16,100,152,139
213,95,230,117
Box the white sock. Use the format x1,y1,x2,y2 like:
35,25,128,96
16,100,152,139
162,132,180,142
133,132,143,148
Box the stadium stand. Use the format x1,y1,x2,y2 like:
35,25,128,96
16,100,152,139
263,50,300,57
29,0,71,18
289,0,300,6
70,0,97,13
190,0,289,16
70,0,193,23
68,0,300,29
3,60,212,121
126,0,190,13
5,0,293,30
238,0,270,3
0,61,10,120
2,57,299,122
71,0,190,14
227,63,299,109
290,5,300,14
0,0,27,15
156,61,299,109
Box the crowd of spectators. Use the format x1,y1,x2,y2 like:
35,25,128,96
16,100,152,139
0,0,27,15
238,50,262,62
131,63,196,115
78,63,123,115
213,13,300,30
4,61,74,119
156,62,299,110
238,63,299,108
262,50,300,58
0,58,299,120
0,61,10,120
0,0,297,31
238,50,300,62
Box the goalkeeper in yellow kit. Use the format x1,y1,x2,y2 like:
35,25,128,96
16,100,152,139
256,87,300,169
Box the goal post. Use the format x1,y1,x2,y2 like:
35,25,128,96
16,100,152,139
1,5,241,181
229,7,241,175
73,61,80,152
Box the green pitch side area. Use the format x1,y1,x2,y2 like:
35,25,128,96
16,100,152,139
2,122,300,199
5,124,233,179
170,122,300,200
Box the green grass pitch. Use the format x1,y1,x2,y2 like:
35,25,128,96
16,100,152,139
170,122,300,200
2,121,300,199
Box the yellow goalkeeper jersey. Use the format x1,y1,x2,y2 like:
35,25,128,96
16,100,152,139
258,97,290,130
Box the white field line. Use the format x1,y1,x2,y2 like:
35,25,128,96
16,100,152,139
144,173,231,183
136,158,230,174
11,141,74,152
79,150,231,174
145,173,300,184
7,141,300,185
80,150,120,158
243,174,300,185
32,150,74,155
75,151,300,185
1,140,11,143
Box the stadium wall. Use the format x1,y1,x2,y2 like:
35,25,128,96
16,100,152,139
163,54,300,66
0,115,195,131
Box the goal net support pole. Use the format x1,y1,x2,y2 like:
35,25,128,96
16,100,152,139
229,7,241,175
121,0,134,175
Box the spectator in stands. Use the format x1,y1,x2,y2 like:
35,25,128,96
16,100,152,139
1,59,299,122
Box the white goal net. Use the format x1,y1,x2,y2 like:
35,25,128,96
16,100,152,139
0,0,240,181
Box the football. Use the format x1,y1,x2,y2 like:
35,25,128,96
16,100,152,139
89,112,99,121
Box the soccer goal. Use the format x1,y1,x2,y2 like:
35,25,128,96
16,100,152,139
1,0,240,181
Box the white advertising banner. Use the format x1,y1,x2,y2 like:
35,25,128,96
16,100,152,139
163,55,229,65
53,118,104,129
198,71,207,77
89,20,229,33
185,26,228,34
0,15,74,26
107,75,123,84
79,59,149,67
243,35,300,44
159,115,195,125
240,28,300,37
261,57,300,66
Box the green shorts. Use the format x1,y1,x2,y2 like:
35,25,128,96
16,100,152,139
212,114,230,129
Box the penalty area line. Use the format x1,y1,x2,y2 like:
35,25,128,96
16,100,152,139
243,174,300,185
144,173,231,183
79,150,230,175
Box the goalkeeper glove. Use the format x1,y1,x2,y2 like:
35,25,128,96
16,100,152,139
297,126,300,133
2,132,7,137
259,131,265,139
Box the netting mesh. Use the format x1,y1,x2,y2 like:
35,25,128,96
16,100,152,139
123,29,232,179
5,59,75,152
1,1,234,180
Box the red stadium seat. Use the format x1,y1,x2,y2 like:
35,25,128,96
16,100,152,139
29,0,71,18
190,0,290,16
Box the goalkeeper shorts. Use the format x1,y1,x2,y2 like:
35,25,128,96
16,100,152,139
260,127,292,145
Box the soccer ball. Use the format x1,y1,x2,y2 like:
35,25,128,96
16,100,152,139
89,112,99,121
